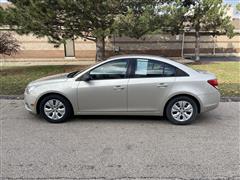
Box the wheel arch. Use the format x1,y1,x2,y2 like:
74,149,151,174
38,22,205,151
163,94,202,116
36,92,74,115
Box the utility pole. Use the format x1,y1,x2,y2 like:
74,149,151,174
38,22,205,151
181,31,185,59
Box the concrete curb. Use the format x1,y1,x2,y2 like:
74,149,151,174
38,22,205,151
220,96,240,102
0,95,24,100
0,95,239,102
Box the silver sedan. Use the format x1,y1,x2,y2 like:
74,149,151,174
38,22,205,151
24,55,220,125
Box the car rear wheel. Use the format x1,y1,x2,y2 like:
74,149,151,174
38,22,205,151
39,94,72,123
166,96,198,125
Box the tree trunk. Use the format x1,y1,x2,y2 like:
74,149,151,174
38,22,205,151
96,37,105,62
195,30,200,61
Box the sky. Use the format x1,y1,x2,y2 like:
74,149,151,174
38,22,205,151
224,0,240,18
0,0,239,18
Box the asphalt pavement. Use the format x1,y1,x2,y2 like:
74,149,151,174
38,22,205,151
0,100,240,179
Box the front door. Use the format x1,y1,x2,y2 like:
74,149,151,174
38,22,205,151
77,59,129,112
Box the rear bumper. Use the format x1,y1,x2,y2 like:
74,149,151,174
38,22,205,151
199,91,220,113
202,101,219,112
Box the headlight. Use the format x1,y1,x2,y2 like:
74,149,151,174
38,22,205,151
25,85,36,94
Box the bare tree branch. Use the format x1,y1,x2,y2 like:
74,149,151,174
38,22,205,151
0,32,20,56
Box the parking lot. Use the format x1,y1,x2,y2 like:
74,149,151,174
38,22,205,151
0,100,240,179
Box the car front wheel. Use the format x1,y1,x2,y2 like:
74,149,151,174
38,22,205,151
166,96,198,125
39,94,72,123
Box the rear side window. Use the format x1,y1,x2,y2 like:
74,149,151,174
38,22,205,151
134,59,176,78
133,59,189,78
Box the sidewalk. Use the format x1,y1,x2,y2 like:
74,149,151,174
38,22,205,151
1,58,95,66
0,57,194,66
199,56,240,62
185,55,240,62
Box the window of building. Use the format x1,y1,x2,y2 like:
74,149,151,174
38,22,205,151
64,39,75,57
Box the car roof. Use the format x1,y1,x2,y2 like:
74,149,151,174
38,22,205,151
108,54,165,60
107,54,180,65
76,54,199,78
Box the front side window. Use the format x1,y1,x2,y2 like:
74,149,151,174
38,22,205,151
89,59,128,80
134,59,176,78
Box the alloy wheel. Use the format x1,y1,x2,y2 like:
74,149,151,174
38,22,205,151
44,99,66,120
171,100,193,122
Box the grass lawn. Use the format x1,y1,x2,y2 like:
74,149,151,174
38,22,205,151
0,62,239,96
0,65,84,95
190,62,240,96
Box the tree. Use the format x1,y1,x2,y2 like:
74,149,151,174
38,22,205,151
236,3,240,12
5,0,233,61
112,0,190,46
0,32,20,56
180,0,235,60
113,1,165,39
0,7,19,56
0,7,5,25
5,0,126,61
154,1,188,35
5,0,175,61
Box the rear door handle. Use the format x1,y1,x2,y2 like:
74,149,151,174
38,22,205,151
113,85,125,90
157,83,168,88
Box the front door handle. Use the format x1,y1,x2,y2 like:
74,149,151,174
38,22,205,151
157,83,168,88
113,85,125,90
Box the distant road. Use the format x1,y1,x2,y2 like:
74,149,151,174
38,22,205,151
200,56,240,61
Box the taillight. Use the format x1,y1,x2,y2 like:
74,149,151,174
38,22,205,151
208,79,218,89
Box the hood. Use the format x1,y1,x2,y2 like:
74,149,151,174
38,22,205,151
29,73,68,86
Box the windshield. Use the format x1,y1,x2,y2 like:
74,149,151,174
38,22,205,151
67,63,99,78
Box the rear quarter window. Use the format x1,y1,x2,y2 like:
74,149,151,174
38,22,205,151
175,68,189,77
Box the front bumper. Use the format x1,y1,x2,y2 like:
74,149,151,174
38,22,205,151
24,92,37,114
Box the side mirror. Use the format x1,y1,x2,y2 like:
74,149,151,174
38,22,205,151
80,73,92,81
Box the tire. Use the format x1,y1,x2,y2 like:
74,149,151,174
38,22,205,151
39,94,72,123
165,96,198,125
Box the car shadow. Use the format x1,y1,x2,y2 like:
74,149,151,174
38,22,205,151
71,115,167,124
70,113,214,125
26,109,212,125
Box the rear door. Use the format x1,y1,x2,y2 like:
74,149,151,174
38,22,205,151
127,58,176,112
